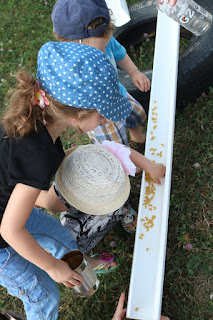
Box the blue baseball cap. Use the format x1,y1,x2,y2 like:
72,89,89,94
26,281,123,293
36,41,132,122
52,0,110,39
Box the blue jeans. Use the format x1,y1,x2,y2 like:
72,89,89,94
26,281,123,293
0,207,78,320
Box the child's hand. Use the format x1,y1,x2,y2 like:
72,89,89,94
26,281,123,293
149,163,166,185
131,70,150,92
112,293,127,320
111,292,170,320
46,259,84,288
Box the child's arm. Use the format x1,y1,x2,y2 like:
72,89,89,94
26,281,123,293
0,183,83,287
130,148,166,184
116,54,150,92
35,185,68,212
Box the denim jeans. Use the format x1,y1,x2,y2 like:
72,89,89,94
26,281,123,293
0,207,78,320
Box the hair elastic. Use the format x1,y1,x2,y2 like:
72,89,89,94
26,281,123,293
33,81,50,109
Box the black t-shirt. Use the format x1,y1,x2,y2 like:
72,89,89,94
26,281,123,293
0,123,65,248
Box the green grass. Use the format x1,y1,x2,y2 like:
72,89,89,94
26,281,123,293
0,1,212,319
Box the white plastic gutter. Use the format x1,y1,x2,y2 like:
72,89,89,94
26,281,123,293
126,10,180,320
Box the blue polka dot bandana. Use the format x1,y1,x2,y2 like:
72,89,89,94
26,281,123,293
36,41,132,122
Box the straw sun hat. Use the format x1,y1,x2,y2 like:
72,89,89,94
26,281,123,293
55,144,130,215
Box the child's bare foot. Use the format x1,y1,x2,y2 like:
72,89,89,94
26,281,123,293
161,316,170,320
86,253,117,272
121,207,137,234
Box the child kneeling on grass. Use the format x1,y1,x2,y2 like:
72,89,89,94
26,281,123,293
36,142,165,254
0,40,132,320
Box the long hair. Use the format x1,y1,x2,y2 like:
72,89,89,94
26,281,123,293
1,69,97,138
